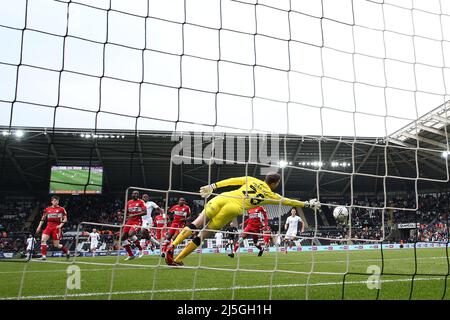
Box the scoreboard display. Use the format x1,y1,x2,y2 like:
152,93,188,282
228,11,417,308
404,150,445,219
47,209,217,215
49,166,103,195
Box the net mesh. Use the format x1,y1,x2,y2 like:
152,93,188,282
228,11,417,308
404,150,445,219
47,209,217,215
0,0,450,300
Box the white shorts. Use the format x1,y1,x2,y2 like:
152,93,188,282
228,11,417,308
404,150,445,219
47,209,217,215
141,220,152,230
285,230,298,238
90,242,98,250
26,245,33,251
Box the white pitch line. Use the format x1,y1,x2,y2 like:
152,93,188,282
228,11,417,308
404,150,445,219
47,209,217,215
0,254,446,276
0,276,446,300
0,267,151,275
14,254,448,269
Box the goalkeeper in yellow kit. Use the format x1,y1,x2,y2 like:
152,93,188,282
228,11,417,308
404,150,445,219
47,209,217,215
165,172,321,266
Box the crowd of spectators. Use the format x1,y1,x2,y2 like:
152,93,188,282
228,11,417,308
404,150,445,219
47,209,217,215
0,199,36,253
415,221,448,242
2,192,450,252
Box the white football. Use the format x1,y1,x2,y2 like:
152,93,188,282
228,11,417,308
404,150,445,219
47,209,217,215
333,206,349,222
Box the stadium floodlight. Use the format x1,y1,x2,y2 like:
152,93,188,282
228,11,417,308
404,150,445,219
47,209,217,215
279,160,288,168
15,130,24,138
442,151,450,158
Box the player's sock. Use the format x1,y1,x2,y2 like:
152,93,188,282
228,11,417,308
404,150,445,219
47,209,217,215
60,246,68,254
124,244,133,256
150,237,160,246
41,244,47,257
133,240,142,251
130,235,143,251
174,236,201,263
172,224,196,247
233,242,239,253
122,240,134,257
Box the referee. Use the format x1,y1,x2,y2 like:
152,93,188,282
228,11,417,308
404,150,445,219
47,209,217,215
223,222,238,253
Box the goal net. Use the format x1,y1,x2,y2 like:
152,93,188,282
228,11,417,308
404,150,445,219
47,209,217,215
1,0,450,300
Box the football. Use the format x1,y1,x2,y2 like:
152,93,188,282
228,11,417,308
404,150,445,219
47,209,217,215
333,206,349,223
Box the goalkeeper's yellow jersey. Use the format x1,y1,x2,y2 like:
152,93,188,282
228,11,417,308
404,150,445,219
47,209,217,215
215,176,306,210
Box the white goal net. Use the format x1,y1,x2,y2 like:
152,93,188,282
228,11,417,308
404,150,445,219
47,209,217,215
1,0,450,300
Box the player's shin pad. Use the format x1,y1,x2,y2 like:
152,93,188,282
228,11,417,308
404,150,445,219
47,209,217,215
174,237,201,262
172,226,194,247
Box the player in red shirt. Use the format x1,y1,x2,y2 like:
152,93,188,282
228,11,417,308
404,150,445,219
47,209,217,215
153,211,168,257
161,198,191,254
35,196,70,260
229,206,268,258
121,190,147,260
262,225,272,251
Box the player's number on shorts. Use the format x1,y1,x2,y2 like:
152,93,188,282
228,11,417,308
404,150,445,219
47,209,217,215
242,185,265,205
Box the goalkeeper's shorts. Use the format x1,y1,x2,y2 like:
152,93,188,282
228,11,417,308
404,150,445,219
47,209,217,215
204,193,243,231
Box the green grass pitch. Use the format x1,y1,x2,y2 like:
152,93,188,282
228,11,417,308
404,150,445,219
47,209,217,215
50,169,102,193
1,248,450,300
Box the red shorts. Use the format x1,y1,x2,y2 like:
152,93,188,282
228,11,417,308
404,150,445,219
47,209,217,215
243,225,261,236
243,226,261,242
263,236,270,244
43,226,63,241
123,219,141,235
155,228,168,240
168,222,184,236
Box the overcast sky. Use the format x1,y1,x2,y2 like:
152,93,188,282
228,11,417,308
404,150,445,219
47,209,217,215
0,0,449,137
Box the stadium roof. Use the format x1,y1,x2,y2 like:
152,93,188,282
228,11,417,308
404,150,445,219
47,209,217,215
1,120,449,198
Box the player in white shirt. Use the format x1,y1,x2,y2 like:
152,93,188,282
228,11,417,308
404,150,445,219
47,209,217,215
139,238,149,252
25,234,35,260
275,233,282,246
141,194,162,251
284,207,304,253
88,228,100,256
214,231,223,249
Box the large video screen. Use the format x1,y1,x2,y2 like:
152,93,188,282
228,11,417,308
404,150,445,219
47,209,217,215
49,166,103,195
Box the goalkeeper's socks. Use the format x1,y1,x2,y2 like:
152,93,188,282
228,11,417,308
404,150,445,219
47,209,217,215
174,237,201,262
172,226,194,247
41,244,47,256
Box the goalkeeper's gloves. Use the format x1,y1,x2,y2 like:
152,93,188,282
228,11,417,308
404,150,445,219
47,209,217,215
199,183,217,198
304,198,321,210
